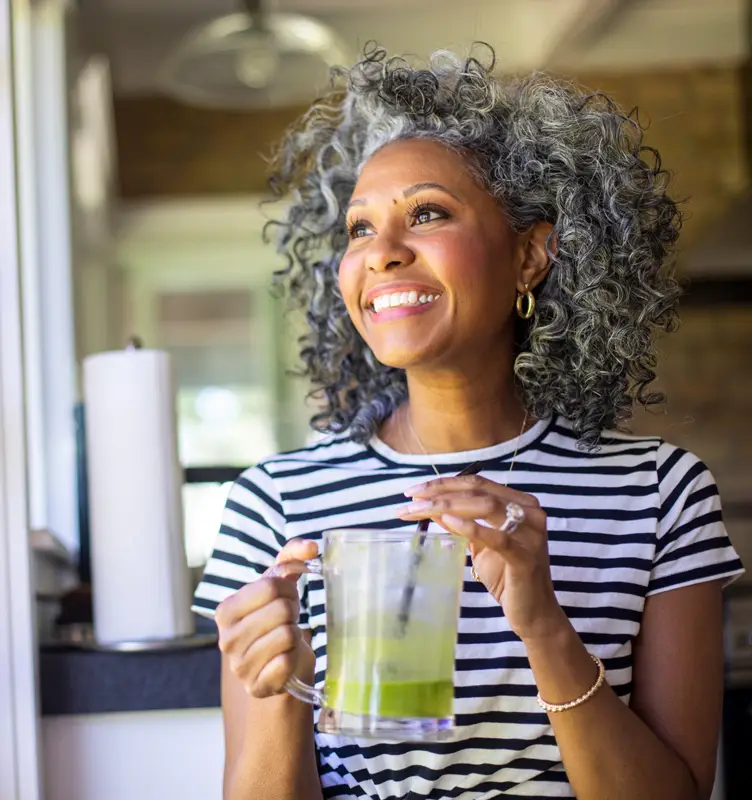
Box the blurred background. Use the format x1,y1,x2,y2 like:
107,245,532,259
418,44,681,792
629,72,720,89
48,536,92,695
65,0,752,571
0,1,750,799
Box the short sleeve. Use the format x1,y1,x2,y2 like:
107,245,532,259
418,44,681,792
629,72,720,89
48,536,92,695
191,465,310,628
647,444,745,596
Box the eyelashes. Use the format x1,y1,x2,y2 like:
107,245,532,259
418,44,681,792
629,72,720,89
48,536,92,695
404,199,448,222
346,200,450,240
346,214,368,239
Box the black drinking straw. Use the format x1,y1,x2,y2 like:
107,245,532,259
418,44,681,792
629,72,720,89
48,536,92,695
396,461,483,635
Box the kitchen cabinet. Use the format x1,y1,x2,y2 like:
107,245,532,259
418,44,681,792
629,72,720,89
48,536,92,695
43,709,224,800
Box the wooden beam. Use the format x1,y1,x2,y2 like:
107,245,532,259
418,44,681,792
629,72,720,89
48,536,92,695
113,95,307,197
681,277,752,306
742,0,752,170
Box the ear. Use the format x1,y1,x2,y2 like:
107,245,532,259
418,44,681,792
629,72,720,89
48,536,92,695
516,221,556,293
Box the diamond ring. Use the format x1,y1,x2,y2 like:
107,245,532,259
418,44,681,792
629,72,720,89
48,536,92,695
500,502,526,533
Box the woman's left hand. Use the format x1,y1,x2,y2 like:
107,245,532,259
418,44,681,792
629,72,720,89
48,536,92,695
397,474,567,642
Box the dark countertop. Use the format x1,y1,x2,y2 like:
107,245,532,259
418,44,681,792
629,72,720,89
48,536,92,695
40,625,221,716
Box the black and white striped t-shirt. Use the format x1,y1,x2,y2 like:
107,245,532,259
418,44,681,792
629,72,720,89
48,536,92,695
193,415,744,800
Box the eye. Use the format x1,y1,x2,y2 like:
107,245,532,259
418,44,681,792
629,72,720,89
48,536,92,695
346,216,372,239
408,201,449,226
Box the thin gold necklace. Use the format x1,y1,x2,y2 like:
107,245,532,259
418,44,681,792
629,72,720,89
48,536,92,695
401,406,531,583
401,406,530,484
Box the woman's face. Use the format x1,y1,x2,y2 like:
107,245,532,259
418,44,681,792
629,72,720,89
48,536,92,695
339,138,527,372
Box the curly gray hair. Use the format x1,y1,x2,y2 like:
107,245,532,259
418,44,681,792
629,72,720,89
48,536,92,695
265,43,682,450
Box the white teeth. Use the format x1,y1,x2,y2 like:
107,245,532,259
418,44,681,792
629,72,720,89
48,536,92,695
371,291,441,312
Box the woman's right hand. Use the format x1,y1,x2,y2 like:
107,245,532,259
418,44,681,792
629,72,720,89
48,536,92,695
214,538,318,698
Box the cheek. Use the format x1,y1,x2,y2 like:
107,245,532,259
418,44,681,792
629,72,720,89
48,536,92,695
337,254,364,318
337,254,356,298
425,234,510,300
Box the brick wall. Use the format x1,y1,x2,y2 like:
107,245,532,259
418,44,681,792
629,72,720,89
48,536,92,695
630,306,751,503
572,65,749,252
623,300,751,567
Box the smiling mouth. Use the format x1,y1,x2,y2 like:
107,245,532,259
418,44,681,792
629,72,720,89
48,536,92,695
370,291,442,313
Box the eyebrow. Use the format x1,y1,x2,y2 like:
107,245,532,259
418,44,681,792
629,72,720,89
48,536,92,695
347,182,465,209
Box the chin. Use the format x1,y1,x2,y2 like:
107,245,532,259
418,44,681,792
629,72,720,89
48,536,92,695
367,342,440,372
357,308,458,370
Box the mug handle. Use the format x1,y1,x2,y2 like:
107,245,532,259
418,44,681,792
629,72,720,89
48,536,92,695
266,557,324,706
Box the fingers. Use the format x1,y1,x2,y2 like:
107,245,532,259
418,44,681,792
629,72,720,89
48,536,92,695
437,515,526,567
215,573,299,628
275,538,319,565
248,625,304,696
217,585,304,697
218,595,298,667
226,619,303,696
214,538,319,698
398,490,547,533
264,538,320,580
215,538,317,627
405,473,540,508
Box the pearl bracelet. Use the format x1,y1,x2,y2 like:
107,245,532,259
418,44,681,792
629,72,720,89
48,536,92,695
536,654,606,713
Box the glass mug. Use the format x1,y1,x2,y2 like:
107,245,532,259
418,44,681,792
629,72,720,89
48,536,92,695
269,528,466,740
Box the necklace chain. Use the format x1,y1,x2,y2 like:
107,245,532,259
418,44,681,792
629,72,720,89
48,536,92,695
401,406,529,485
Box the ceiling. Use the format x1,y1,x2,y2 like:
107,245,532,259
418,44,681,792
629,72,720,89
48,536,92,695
80,0,749,95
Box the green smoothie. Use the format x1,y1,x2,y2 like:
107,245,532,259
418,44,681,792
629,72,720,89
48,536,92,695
326,678,454,718
325,630,456,719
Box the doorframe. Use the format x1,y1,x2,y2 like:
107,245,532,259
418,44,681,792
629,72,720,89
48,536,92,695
0,0,43,797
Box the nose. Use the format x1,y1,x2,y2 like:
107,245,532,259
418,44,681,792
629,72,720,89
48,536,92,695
364,232,416,273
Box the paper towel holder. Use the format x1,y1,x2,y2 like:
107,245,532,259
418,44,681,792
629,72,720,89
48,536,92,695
84,344,197,646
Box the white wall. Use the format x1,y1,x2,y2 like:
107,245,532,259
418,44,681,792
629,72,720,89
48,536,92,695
42,709,225,800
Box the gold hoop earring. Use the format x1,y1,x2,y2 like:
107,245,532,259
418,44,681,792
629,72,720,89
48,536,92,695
516,284,535,320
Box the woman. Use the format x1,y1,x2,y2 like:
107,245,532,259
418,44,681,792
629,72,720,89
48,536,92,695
193,45,744,800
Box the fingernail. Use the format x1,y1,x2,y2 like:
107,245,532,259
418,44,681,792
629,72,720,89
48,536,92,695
398,500,434,515
404,483,427,497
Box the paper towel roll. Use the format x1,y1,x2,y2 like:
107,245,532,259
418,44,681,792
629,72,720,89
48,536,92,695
83,348,195,644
